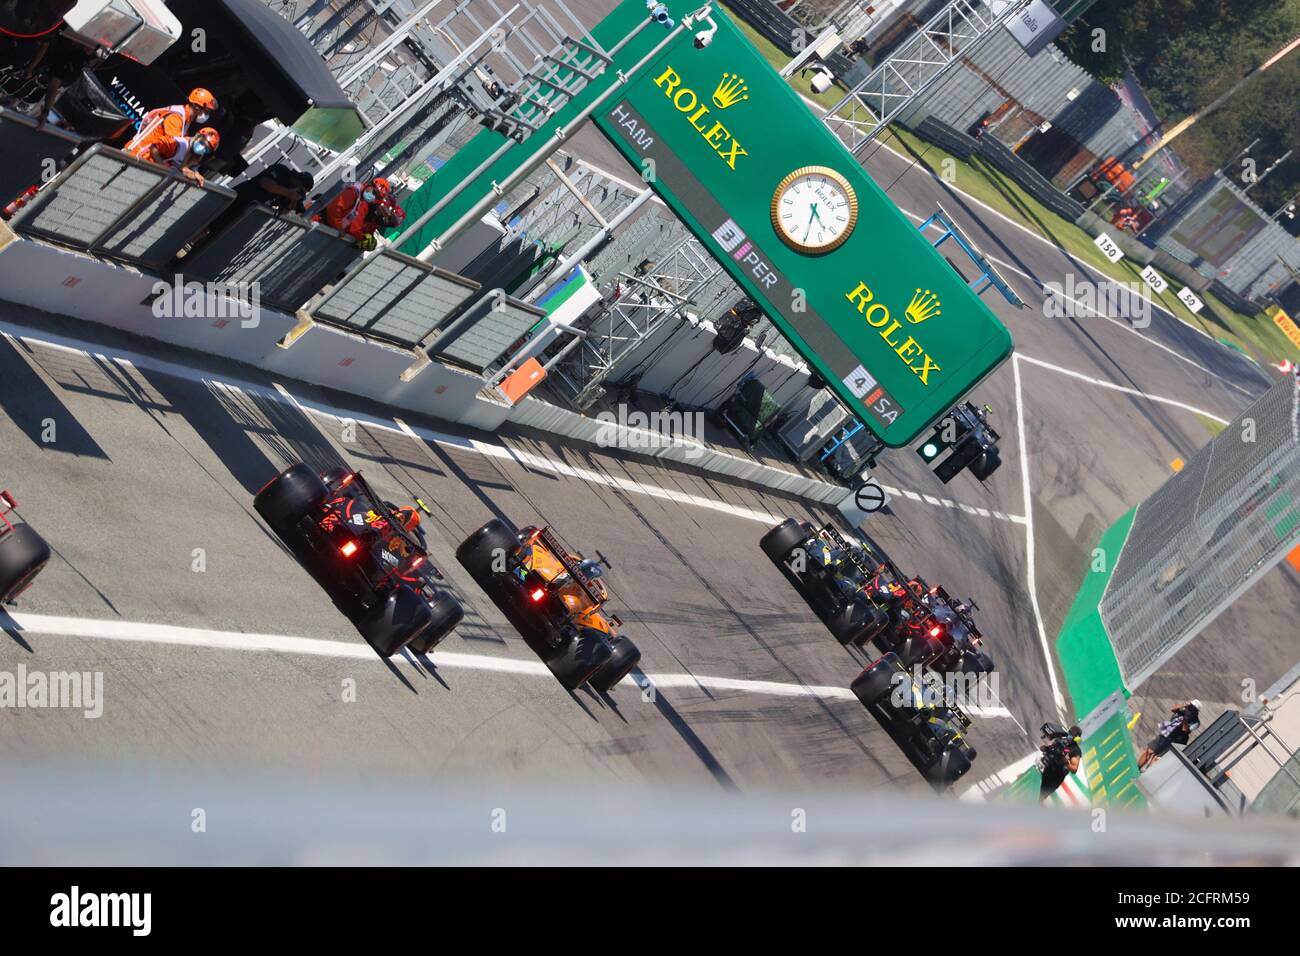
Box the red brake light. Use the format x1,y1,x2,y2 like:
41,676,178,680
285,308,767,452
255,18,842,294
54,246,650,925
530,587,546,602
340,473,353,486
929,625,943,638
410,556,424,569
340,541,359,557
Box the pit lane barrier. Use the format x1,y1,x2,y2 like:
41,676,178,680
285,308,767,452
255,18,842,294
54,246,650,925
0,154,857,509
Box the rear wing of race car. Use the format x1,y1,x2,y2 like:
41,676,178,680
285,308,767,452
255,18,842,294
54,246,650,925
536,526,608,611
929,583,984,641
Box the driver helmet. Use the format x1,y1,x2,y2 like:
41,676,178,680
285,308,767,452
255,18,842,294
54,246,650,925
394,506,420,532
578,558,603,580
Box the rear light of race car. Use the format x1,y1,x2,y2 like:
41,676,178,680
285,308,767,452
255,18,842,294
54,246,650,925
340,540,359,558
340,473,354,487
928,624,944,639
530,587,546,603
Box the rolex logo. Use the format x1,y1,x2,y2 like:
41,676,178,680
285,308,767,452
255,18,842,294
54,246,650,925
712,73,749,109
906,288,941,324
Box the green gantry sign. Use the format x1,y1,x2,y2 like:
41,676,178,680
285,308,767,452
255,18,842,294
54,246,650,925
593,6,1012,446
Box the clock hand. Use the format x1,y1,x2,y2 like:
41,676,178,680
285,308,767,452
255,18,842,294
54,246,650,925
802,203,818,242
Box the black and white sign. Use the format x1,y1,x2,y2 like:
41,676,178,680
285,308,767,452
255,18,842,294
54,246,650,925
854,480,887,513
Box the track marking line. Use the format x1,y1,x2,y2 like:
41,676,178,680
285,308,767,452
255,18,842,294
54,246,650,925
904,213,1256,400
0,321,1021,528
2,612,1013,719
1016,352,1231,424
1013,353,1067,716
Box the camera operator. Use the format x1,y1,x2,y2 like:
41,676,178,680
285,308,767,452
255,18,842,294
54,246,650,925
1137,700,1201,771
1038,723,1082,801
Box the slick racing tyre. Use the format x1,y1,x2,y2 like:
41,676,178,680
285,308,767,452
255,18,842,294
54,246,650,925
934,436,984,484
455,519,519,587
546,627,612,690
760,518,809,564
961,649,996,674
589,635,641,693
0,524,51,602
406,590,465,655
254,463,328,534
925,744,976,789
321,466,353,490
851,654,904,707
969,448,1001,481
826,598,891,645
358,585,434,658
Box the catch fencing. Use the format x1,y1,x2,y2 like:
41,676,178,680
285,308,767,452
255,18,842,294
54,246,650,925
1100,371,1300,690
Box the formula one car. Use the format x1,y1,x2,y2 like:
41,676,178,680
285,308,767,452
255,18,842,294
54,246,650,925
0,490,50,603
254,464,464,658
851,652,977,790
916,401,1001,483
456,519,641,692
760,518,891,645
869,572,995,676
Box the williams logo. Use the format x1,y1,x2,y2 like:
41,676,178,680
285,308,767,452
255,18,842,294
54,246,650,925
712,73,749,109
654,66,748,169
905,289,941,324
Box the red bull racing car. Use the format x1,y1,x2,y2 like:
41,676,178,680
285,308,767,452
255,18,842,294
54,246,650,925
456,519,641,693
0,489,50,603
254,464,464,658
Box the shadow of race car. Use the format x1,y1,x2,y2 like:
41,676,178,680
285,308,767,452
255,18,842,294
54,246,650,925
760,518,891,646
0,489,51,603
456,519,641,693
851,652,977,790
254,464,463,658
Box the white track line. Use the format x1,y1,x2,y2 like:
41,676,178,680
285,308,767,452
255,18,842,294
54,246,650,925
0,322,1018,527
1016,352,1231,424
3,612,1013,719
1012,354,1067,716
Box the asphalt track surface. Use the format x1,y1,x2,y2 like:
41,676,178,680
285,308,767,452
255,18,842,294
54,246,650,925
1,1,1296,816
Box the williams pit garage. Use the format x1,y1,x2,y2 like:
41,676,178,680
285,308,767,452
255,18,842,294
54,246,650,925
851,652,978,790
456,519,641,692
0,488,50,603
253,464,464,658
760,518,891,646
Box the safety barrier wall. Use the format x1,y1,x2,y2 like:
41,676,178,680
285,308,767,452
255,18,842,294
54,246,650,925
182,205,362,313
9,144,235,273
508,395,849,505
1100,372,1300,690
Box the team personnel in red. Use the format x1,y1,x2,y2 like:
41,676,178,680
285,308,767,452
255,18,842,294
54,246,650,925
315,177,404,249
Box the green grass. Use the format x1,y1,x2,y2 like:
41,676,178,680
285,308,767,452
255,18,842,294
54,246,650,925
721,1,1299,366
1196,414,1228,436
723,4,847,112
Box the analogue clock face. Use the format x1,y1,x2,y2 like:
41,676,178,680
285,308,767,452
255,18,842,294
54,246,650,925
771,166,859,254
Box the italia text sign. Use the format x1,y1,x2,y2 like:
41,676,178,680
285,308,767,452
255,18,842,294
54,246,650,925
594,7,1012,446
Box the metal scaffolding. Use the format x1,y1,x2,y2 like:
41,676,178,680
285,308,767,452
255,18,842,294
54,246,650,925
822,0,1028,153
549,232,737,409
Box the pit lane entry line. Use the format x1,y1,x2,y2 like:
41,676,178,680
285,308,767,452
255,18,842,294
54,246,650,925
2,612,1014,719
